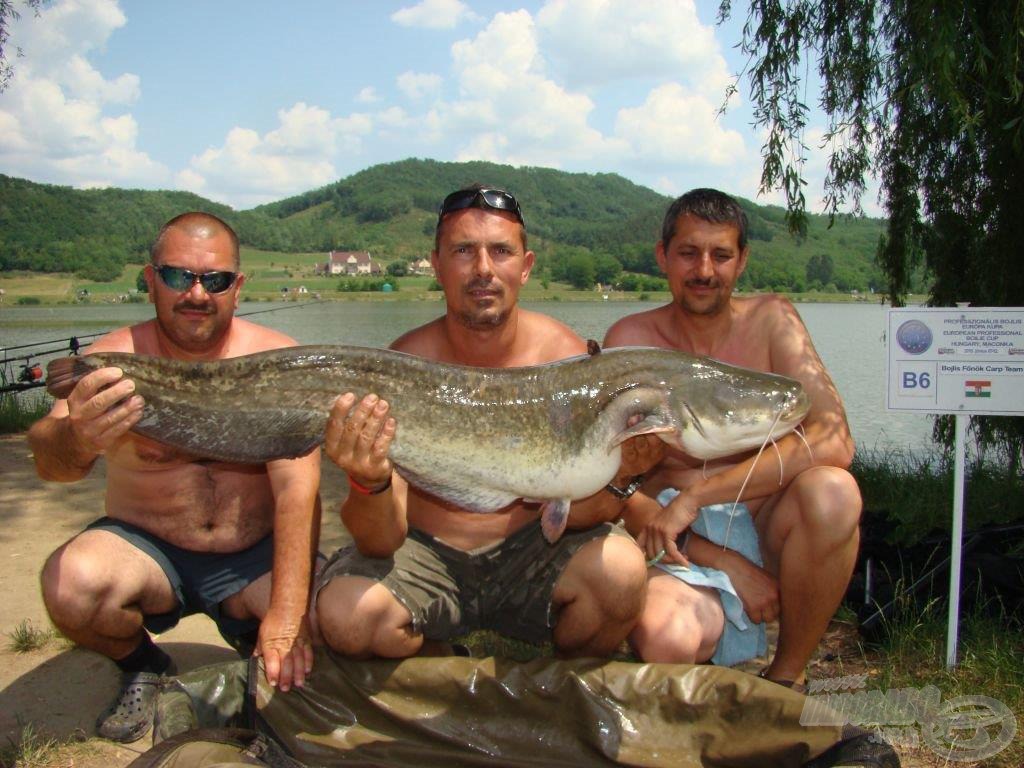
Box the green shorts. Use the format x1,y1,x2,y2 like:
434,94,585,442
317,521,627,645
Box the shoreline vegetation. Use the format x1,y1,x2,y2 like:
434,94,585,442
0,263,923,307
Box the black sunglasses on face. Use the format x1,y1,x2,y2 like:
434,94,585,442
155,265,238,294
437,188,526,229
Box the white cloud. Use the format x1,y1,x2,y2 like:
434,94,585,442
180,103,375,208
391,0,479,30
432,10,622,169
356,86,380,104
653,176,681,196
614,82,745,166
375,106,413,129
536,0,731,94
0,0,168,188
397,71,442,101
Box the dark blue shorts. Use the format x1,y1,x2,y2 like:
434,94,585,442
85,516,272,641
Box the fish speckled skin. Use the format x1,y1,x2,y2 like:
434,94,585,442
46,345,810,541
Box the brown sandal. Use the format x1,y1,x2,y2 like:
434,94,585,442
758,667,808,695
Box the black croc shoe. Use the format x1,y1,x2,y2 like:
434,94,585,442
96,666,174,743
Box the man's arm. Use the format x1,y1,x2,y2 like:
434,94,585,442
326,393,408,557
259,449,321,691
28,333,143,481
566,427,666,529
612,299,855,565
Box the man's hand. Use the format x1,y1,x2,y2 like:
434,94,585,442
619,433,666,478
325,393,395,489
257,608,314,692
66,367,144,455
635,492,699,566
717,550,780,624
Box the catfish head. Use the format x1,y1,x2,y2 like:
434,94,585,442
661,358,810,459
609,353,810,460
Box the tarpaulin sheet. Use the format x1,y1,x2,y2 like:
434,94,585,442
245,649,845,767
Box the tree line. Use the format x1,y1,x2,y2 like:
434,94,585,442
1,159,896,293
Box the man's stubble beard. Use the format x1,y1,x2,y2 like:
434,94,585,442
455,307,511,329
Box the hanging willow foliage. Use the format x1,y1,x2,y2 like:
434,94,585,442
722,0,1024,467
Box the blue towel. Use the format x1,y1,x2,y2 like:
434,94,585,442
654,489,768,667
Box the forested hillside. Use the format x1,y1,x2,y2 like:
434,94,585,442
1,159,892,292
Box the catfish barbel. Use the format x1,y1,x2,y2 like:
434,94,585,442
46,345,810,542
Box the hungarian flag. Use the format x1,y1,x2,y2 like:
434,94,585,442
965,380,992,398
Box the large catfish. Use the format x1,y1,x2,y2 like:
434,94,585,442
46,345,810,542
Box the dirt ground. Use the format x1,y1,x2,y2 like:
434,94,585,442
0,433,989,767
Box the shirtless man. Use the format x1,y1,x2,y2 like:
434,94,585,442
604,188,860,689
28,212,320,743
314,186,649,659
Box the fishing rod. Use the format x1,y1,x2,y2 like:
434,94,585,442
1,332,104,353
1,299,325,360
0,299,328,396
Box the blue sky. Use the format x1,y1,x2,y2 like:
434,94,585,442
0,0,878,213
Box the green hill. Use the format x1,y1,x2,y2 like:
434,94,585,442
0,158,890,293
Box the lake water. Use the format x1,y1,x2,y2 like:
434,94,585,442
0,299,935,452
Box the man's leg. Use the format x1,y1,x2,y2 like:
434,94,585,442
317,575,423,658
315,536,460,659
551,534,647,657
629,570,725,663
40,528,179,742
756,466,861,684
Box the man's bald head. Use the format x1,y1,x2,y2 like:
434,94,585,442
151,212,240,269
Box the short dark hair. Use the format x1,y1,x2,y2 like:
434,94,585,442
152,211,240,269
660,188,748,250
434,183,528,251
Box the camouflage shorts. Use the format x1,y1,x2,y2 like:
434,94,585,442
316,521,628,645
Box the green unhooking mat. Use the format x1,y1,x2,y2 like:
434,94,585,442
129,648,898,767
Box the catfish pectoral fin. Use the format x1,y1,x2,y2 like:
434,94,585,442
609,417,677,448
540,498,571,543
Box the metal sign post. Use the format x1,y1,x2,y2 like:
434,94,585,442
947,414,967,667
886,307,1024,669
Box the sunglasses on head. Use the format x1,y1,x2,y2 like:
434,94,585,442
437,188,526,229
155,265,238,294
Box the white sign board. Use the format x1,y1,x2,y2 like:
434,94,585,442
887,308,1024,414
886,306,1024,668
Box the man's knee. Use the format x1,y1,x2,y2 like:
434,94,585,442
631,577,723,664
566,536,647,623
793,466,862,537
41,544,107,619
316,577,409,656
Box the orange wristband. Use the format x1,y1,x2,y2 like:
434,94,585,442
347,474,392,495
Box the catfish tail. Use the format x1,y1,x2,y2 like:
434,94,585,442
46,357,97,399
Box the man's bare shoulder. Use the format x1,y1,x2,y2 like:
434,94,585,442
603,305,673,348
85,321,152,354
390,318,445,356
736,293,805,335
230,318,299,354
519,309,587,363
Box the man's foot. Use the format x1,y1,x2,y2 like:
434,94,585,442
759,667,808,695
96,664,176,743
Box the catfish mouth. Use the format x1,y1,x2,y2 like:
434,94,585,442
781,389,811,426
668,385,811,459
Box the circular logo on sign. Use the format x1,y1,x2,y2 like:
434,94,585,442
896,319,933,355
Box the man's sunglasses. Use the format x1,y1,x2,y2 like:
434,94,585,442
437,188,526,228
155,265,238,294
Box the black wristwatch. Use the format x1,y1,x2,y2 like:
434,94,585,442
605,475,644,500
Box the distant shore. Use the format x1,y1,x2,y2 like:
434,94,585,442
0,284,914,308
